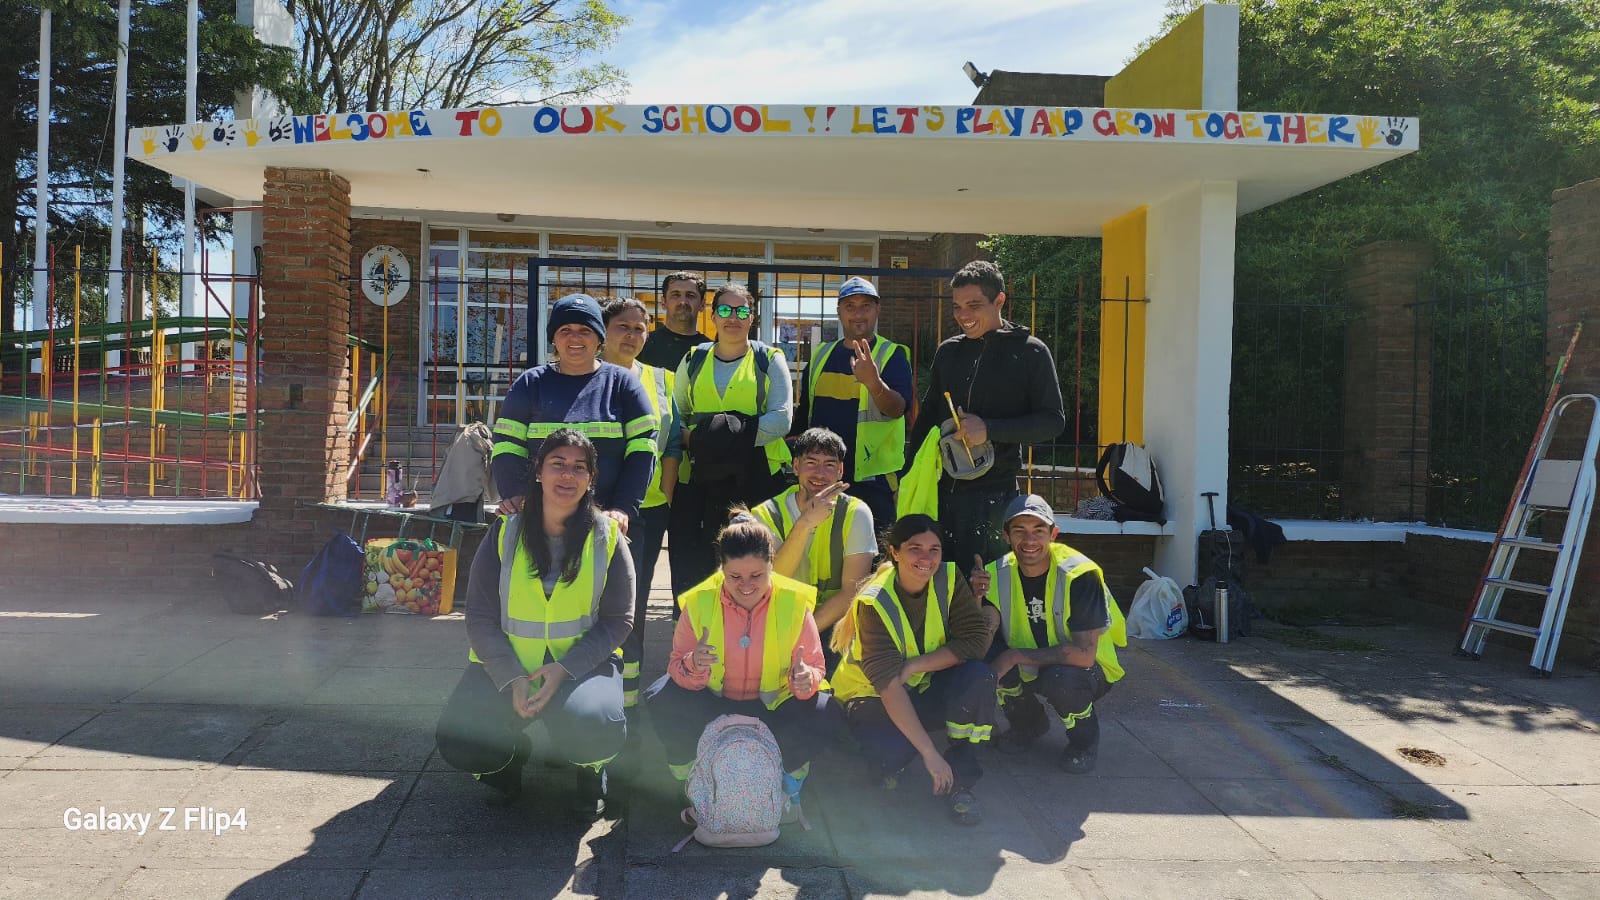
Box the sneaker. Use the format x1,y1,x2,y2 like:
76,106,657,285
948,788,983,826
1058,742,1099,775
474,734,530,804
573,766,608,818
780,772,805,825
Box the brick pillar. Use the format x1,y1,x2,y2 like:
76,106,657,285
1341,241,1433,521
255,167,353,566
1546,177,1600,664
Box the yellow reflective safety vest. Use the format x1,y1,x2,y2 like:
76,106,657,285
807,336,908,479
896,429,943,520
678,571,825,710
468,513,620,673
637,363,675,509
751,486,868,595
685,341,792,474
830,562,957,702
985,543,1127,688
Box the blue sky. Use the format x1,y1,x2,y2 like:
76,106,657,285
604,0,1174,105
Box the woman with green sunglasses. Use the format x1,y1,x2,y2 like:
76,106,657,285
671,282,794,592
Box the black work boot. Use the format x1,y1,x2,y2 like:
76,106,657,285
475,734,531,804
573,766,609,818
1058,715,1101,775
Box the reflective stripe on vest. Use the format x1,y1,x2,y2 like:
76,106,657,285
752,487,851,594
686,343,792,472
679,571,822,709
526,420,624,440
466,514,616,672
991,544,1125,684
829,562,955,702
639,363,673,509
808,336,907,479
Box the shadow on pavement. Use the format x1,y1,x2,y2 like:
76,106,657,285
4,588,1596,896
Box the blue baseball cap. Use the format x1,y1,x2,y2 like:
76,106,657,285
837,276,879,301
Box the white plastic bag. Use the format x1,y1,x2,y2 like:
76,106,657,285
1127,566,1187,639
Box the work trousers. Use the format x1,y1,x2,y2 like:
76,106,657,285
642,675,843,778
938,482,1017,572
622,502,671,708
844,659,997,787
669,460,787,603
998,661,1113,749
434,660,626,776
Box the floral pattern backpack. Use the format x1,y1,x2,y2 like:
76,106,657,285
672,715,789,851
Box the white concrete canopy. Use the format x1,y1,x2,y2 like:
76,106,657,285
131,103,1416,236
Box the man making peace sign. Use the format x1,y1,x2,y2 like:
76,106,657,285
792,276,914,530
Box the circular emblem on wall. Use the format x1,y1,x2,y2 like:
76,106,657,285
361,245,411,306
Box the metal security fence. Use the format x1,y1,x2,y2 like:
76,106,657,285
0,247,260,500
1423,262,1548,529
1228,287,1358,519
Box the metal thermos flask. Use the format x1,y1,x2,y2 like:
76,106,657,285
1216,583,1230,644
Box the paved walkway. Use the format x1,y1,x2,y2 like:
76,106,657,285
2,571,1598,898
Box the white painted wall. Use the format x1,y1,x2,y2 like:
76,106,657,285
1142,180,1238,584
1199,3,1240,110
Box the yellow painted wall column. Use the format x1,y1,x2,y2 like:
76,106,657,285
1098,209,1146,445
1094,3,1238,447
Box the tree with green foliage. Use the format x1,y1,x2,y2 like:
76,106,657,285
1,0,304,337
287,0,627,111
995,0,1600,299
991,0,1600,520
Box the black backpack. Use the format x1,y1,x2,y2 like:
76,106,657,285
1095,442,1165,521
210,555,294,615
297,531,366,617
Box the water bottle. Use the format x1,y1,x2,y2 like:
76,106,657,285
1215,583,1230,644
385,460,405,507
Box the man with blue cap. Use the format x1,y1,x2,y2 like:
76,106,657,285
491,294,659,531
792,276,914,529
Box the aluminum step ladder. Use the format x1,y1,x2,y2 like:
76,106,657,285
1461,394,1600,676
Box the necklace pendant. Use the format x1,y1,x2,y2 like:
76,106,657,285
738,635,751,649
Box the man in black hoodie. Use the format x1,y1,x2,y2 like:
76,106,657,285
906,260,1065,574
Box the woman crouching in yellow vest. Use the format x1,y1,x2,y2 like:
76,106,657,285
641,510,840,817
433,429,636,817
830,514,999,826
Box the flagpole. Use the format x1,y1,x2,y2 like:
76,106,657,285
31,7,52,366
108,0,131,368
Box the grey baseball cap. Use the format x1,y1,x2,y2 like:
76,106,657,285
1004,493,1056,527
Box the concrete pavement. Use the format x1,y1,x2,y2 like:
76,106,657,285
2,569,1598,899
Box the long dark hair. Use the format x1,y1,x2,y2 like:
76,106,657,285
519,428,600,585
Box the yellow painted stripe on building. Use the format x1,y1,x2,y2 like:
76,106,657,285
1104,10,1206,109
1099,207,1147,445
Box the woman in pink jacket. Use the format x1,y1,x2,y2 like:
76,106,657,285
642,511,840,813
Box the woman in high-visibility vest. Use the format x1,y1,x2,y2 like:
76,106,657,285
671,282,794,595
642,511,838,816
829,514,998,826
600,298,683,713
434,428,637,817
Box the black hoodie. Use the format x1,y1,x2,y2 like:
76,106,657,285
906,321,1065,492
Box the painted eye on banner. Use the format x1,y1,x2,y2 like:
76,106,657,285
361,245,412,306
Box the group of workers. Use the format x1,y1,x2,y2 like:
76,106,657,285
432,262,1128,826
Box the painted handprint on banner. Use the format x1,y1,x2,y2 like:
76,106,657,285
1383,117,1410,147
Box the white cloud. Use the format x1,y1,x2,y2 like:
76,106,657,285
607,0,1173,105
